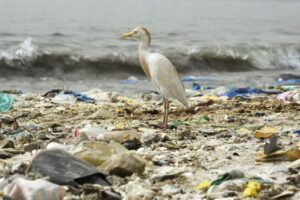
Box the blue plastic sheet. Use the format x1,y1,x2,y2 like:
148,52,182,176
64,91,94,102
273,79,300,86
221,87,261,98
220,87,280,98
181,76,214,82
119,76,139,84
293,130,300,134
119,79,138,84
0,93,14,112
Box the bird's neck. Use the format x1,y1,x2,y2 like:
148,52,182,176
138,40,150,56
138,40,152,80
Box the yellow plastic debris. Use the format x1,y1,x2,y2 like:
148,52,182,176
195,180,212,191
243,181,262,198
256,148,300,162
118,96,134,104
254,127,278,139
115,108,124,113
205,95,222,102
116,122,126,130
284,148,300,161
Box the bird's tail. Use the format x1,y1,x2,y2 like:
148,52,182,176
179,96,189,107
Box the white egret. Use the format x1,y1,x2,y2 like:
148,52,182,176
121,27,188,129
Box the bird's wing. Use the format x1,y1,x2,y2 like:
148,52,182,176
145,53,188,106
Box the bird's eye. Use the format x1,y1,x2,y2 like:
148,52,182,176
133,31,138,34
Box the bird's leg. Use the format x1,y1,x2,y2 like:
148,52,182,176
163,98,166,125
163,98,169,130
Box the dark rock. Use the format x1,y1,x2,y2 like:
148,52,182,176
152,171,186,181
203,145,215,151
122,141,141,150
0,116,15,124
24,142,41,152
0,151,13,159
42,89,62,98
264,135,281,155
233,152,239,156
2,140,15,149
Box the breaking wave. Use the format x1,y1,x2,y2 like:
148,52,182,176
1,38,300,77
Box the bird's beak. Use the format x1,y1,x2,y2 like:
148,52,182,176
121,31,134,39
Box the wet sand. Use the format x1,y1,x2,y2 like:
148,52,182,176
0,69,298,95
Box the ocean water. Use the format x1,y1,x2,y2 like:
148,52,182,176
0,0,300,93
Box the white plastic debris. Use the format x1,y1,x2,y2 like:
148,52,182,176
46,142,75,153
161,184,181,195
52,93,77,105
82,88,118,103
3,178,66,200
78,124,107,140
125,178,155,200
277,90,300,103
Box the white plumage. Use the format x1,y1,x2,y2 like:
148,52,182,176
146,53,188,106
122,26,188,129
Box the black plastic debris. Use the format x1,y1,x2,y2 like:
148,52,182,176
29,149,109,187
264,135,281,155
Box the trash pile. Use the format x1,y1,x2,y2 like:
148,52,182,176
0,80,300,199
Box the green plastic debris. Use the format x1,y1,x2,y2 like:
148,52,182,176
246,176,273,185
202,115,210,121
172,119,189,127
0,93,14,112
211,170,245,185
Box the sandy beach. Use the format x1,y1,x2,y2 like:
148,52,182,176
0,84,300,199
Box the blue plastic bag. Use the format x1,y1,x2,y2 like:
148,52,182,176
0,93,14,112
192,83,202,91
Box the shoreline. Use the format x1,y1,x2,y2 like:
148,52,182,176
1,69,300,95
